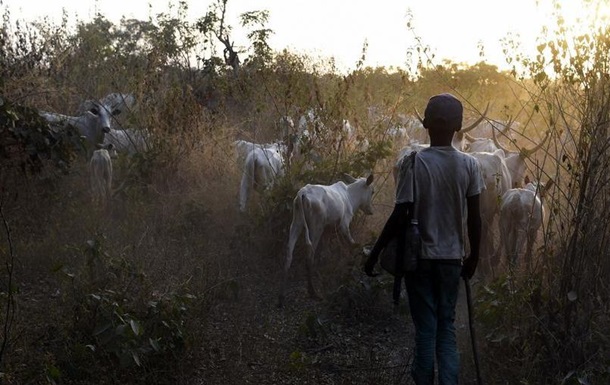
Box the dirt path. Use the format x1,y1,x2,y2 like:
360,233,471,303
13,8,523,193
184,265,416,384
175,208,478,385
172,211,414,385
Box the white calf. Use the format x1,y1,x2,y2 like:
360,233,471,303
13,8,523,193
499,178,553,268
238,145,287,212
279,174,375,305
89,144,114,205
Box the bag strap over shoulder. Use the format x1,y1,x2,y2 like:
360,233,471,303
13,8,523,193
411,152,418,224
395,150,419,223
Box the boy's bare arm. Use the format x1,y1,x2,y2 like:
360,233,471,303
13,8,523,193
364,202,412,276
463,194,482,279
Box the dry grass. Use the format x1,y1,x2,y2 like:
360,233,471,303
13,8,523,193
0,8,608,384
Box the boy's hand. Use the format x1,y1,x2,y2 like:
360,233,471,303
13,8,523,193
462,254,478,280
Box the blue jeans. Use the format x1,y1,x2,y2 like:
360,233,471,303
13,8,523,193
405,259,462,385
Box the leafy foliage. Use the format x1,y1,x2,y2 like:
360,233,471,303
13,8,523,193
473,1,610,383
86,288,192,368
0,0,608,383
0,96,82,174
57,235,194,372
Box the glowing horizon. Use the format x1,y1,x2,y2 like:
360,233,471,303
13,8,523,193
1,0,607,73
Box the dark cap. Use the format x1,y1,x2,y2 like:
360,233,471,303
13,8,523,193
423,93,463,130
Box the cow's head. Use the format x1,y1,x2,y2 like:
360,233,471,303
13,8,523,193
79,93,136,147
493,127,551,188
345,173,375,215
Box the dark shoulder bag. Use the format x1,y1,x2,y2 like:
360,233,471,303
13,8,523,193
380,152,422,276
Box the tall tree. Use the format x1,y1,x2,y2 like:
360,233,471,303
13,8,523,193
197,0,241,75
196,0,273,75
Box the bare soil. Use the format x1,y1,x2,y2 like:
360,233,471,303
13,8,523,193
172,210,478,385
4,168,478,385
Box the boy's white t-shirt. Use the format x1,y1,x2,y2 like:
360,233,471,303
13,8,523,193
395,146,485,260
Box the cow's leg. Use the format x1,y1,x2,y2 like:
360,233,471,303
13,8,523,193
508,228,524,270
285,215,303,275
500,229,509,271
279,208,303,307
306,224,324,300
239,161,254,212
339,218,356,245
480,221,496,276
524,228,536,271
258,160,271,192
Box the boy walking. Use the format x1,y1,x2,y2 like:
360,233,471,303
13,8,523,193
365,93,484,384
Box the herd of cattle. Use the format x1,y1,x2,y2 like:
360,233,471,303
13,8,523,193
39,93,553,303
40,93,150,203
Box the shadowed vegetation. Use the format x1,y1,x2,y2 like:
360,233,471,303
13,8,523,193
0,1,608,384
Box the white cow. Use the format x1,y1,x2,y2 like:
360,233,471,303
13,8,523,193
238,144,288,212
41,93,135,156
279,174,375,305
499,177,553,267
89,144,114,205
297,108,325,138
234,139,259,165
492,127,551,188
463,118,516,153
469,150,513,270
294,108,328,153
103,128,152,156
391,142,430,184
341,119,356,141
464,132,501,153
385,126,410,147
234,139,287,168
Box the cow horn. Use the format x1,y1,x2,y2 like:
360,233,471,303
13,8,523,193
461,102,490,133
542,178,554,197
491,119,512,153
414,108,424,125
521,130,551,157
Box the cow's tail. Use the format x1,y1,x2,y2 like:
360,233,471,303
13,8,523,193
299,192,312,247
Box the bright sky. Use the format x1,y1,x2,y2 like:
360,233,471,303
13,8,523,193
1,0,606,72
